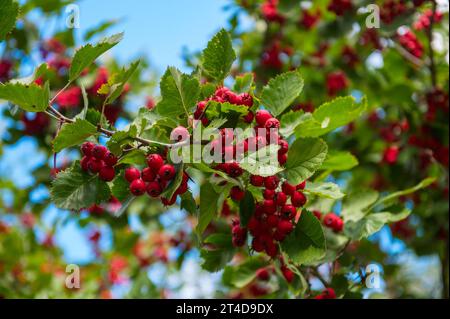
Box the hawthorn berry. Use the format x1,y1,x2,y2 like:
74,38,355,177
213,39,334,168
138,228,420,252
92,145,108,159
81,142,95,157
125,167,141,183
291,191,307,207
147,154,164,172
276,192,288,206
282,182,296,196
141,167,156,182
263,189,276,200
264,176,279,190
255,110,273,126
280,205,296,220
267,215,279,228
158,164,176,181
239,93,254,107
232,225,247,247
88,158,104,173
251,175,265,187
230,186,246,201
278,153,288,165
99,166,115,182
252,238,265,252
256,268,270,281
171,126,190,142
81,156,90,171
263,199,277,214
130,179,146,196
228,162,243,178
265,240,278,258
103,152,118,167
146,181,162,198
243,111,255,123
277,220,294,235
278,139,289,155
281,265,295,283
265,118,280,129
296,181,306,190
161,195,177,206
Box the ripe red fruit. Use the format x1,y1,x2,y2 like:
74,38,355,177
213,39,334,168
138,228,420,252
281,266,295,283
175,181,188,195
264,199,277,214
243,111,254,123
265,118,280,129
146,181,162,198
291,191,307,207
92,145,108,159
125,167,141,183
232,226,247,247
267,215,279,228
264,176,280,190
252,238,265,252
273,230,286,242
88,158,104,173
161,195,177,206
280,205,296,220
141,167,156,182
248,217,261,236
278,153,288,165
158,164,176,181
313,210,322,220
250,175,265,187
81,142,95,157
228,162,243,178
278,139,289,155
276,192,288,206
296,181,306,190
265,241,279,258
99,166,115,182
130,179,146,196
239,93,254,107
277,220,294,235
103,152,118,167
81,156,90,171
255,110,273,126
263,189,276,200
171,126,190,142
230,186,246,201
282,182,296,196
147,154,164,172
256,268,270,281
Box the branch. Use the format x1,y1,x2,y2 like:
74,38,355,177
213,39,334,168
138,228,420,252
426,0,438,88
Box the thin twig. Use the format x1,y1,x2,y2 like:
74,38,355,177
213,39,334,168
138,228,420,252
49,81,72,104
426,0,438,88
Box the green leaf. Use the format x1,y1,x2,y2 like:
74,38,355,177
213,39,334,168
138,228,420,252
69,33,123,81
233,73,254,93
223,256,267,288
279,110,308,138
0,82,50,112
53,119,98,153
201,233,236,272
106,125,138,156
201,28,236,82
321,151,359,171
155,67,200,120
196,182,219,235
98,60,139,104
304,182,345,199
239,191,255,227
84,19,120,41
180,191,197,215
111,171,131,202
261,70,304,117
240,144,284,177
285,138,328,185
344,208,411,240
118,149,147,166
0,0,19,41
341,190,379,222
51,162,111,211
281,210,326,265
205,100,249,118
294,96,367,138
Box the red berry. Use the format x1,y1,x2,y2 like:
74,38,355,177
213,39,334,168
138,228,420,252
161,195,177,206
92,145,108,159
146,181,162,198
252,238,265,252
250,175,265,187
141,167,156,182
265,118,280,129
175,181,189,195
264,199,276,213
278,220,294,235
88,158,104,173
81,142,95,157
130,179,146,196
256,268,270,281
230,186,245,201
80,156,90,171
276,192,288,206
265,241,278,258
99,166,115,182
125,167,141,183
248,217,261,237
278,153,288,165
158,164,176,181
228,162,243,178
296,181,306,190
243,111,254,123
267,215,279,228
313,210,322,220
232,226,247,247
255,110,273,126
278,140,289,155
291,191,307,207
282,182,296,196
171,126,190,142
281,266,295,283
239,93,254,107
263,189,276,200
264,176,279,190
104,152,118,167
147,154,164,172
273,230,286,242
280,205,296,220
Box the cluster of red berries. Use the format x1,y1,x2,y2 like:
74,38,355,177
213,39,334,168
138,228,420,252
80,142,118,182
55,86,82,109
414,9,444,31
194,87,254,126
300,10,321,30
398,30,424,58
21,113,50,136
233,180,307,259
327,0,353,16
124,154,188,206
314,211,344,233
261,0,285,24
380,0,408,24
326,71,349,96
261,41,293,70
0,59,13,82
314,288,336,299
